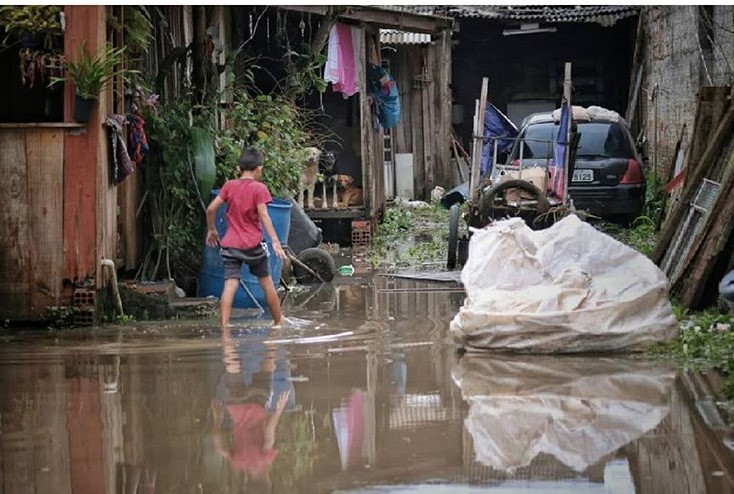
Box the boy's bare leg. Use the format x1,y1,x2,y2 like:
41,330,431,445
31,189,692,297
220,278,239,327
258,275,282,326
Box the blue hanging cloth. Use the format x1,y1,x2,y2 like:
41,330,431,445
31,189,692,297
368,64,400,129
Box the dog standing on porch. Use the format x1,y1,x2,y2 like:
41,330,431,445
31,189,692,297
297,147,324,209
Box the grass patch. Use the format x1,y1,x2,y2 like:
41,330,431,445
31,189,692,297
369,201,451,272
651,306,734,416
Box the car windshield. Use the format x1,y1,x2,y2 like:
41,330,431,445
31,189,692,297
512,120,632,160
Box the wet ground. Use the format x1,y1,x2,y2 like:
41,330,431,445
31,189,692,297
1,263,734,494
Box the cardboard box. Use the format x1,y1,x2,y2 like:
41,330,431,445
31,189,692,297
498,167,549,191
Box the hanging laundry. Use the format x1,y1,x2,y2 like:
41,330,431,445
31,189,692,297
105,114,135,185
323,22,362,98
127,113,149,165
367,64,400,129
324,24,340,86
349,25,364,96
333,23,355,95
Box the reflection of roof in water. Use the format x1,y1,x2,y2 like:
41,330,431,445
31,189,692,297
389,392,451,429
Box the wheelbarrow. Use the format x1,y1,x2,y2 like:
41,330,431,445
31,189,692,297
282,198,337,285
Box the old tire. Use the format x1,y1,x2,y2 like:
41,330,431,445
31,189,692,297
447,203,460,270
478,179,550,225
293,248,336,284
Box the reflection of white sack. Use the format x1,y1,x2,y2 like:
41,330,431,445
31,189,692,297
452,355,675,473
450,215,677,352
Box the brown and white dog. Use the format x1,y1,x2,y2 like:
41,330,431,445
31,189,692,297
297,147,324,209
336,174,364,207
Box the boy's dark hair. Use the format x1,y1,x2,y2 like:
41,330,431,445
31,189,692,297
239,147,264,172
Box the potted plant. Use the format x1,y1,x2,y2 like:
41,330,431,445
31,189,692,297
49,42,131,123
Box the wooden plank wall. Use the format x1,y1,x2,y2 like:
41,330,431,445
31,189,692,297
0,130,31,319
0,128,64,320
27,129,65,315
385,33,452,200
0,363,72,493
63,6,117,288
361,26,385,220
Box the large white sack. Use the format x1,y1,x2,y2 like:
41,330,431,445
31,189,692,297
450,214,677,352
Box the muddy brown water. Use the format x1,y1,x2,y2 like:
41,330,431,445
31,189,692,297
1,269,733,493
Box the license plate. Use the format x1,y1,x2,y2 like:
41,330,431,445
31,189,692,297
572,169,593,182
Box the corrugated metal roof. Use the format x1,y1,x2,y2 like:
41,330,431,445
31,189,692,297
380,29,432,45
388,5,639,27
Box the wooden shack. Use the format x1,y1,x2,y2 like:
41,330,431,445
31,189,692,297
0,6,453,321
379,28,453,201
271,7,453,244
0,6,135,321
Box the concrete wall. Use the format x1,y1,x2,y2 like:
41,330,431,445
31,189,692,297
640,6,734,179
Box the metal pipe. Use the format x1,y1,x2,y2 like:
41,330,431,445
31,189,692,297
100,259,124,317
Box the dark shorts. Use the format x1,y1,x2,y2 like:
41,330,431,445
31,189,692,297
221,243,270,279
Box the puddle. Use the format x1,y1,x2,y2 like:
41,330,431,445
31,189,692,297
0,270,732,493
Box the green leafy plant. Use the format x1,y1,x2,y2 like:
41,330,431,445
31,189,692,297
370,203,451,271
136,45,334,287
282,47,328,99
107,6,153,55
46,305,78,329
643,170,665,228
138,95,211,286
216,89,316,197
49,42,133,99
0,5,63,49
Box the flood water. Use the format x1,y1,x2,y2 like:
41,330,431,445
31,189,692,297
1,268,733,494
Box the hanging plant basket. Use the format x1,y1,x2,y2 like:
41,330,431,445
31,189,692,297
73,93,97,123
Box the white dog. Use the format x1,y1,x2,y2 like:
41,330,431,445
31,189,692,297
297,147,324,209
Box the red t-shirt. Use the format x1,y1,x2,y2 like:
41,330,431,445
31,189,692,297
219,178,273,250
226,403,278,476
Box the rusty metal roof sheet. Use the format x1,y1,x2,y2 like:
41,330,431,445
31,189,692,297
385,5,639,27
380,29,432,45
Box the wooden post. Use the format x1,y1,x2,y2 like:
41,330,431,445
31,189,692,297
469,77,488,203
562,62,572,206
62,6,107,283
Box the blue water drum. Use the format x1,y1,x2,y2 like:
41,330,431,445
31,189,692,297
198,190,292,309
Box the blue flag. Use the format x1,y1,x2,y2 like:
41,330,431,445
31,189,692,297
549,101,570,202
481,103,518,176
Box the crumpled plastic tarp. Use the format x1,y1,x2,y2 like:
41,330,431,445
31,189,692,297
450,214,677,353
452,355,675,473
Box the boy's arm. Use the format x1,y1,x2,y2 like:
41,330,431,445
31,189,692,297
264,390,291,450
206,196,225,246
257,203,287,260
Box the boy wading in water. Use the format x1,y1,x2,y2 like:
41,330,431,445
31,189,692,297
206,147,287,328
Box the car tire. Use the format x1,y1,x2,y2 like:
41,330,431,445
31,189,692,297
293,248,336,284
447,203,460,270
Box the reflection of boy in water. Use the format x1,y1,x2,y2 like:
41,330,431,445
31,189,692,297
211,327,294,486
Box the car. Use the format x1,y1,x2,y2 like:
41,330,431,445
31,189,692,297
502,105,646,223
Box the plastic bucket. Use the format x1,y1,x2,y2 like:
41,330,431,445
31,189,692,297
197,191,292,309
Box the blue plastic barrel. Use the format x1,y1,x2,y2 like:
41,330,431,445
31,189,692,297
197,190,292,309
